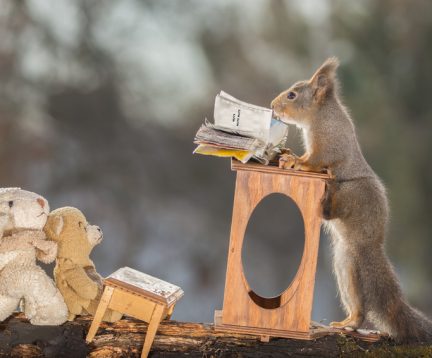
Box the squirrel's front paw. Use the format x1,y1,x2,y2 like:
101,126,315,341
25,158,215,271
279,153,297,169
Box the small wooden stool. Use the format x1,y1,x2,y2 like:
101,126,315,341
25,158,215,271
86,267,184,358
215,160,330,341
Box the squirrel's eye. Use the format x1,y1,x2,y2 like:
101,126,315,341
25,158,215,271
8,201,13,208
287,91,297,100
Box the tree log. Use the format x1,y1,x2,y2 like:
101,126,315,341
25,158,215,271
0,313,431,357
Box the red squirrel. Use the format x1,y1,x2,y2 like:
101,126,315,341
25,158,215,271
271,58,432,343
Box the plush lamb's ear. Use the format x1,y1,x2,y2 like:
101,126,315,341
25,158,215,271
309,57,339,102
48,215,64,237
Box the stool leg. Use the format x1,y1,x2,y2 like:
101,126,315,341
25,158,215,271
86,286,115,343
141,304,165,358
165,305,174,320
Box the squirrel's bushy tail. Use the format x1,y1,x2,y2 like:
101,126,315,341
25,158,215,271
358,246,432,343
394,304,432,343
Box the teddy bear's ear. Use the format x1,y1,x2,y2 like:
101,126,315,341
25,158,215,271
49,215,64,237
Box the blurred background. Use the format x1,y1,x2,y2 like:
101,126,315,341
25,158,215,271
1,0,431,324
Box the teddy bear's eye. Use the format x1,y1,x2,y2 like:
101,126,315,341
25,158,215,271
8,201,13,208
79,221,87,231
287,91,297,100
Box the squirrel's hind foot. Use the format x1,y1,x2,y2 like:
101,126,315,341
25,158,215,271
330,313,364,330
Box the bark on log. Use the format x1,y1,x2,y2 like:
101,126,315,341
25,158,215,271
0,313,431,357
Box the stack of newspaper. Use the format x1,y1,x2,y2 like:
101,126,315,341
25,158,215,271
193,91,288,164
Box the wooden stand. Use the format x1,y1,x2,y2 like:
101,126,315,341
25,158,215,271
86,267,183,358
215,160,330,341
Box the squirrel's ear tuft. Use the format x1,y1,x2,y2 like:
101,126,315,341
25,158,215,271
310,57,339,102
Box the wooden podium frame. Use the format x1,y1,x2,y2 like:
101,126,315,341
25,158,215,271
214,160,330,340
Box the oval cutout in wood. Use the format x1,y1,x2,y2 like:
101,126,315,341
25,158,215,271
241,193,305,302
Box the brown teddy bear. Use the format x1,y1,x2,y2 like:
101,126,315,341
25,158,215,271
44,206,122,322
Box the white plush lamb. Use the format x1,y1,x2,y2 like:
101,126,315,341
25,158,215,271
0,188,68,325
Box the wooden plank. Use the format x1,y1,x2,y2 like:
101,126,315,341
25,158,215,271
105,278,166,305
106,267,184,306
86,286,115,343
215,311,382,342
141,304,165,358
220,169,326,334
231,159,331,179
108,289,158,323
215,310,312,340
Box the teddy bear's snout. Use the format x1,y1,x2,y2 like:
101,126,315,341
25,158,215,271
96,229,103,243
87,225,103,246
96,226,102,239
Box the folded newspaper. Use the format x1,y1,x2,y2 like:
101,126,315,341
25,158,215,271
193,91,288,164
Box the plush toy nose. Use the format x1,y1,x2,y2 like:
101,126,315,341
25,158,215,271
36,198,45,208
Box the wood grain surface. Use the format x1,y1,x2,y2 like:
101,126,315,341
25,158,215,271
218,162,327,339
